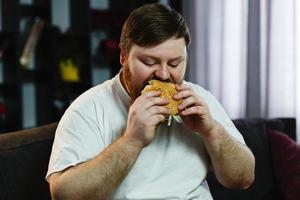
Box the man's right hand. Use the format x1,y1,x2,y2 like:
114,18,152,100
124,91,170,147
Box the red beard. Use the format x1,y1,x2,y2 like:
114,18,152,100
121,63,141,101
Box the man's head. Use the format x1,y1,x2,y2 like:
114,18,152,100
119,3,190,54
119,4,191,100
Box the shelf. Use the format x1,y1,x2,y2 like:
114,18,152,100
51,81,91,104
20,68,52,83
53,81,90,92
1,0,168,132
57,32,90,41
0,31,14,38
90,10,128,30
20,5,51,20
0,83,18,93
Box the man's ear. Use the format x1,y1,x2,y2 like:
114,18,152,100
120,50,127,65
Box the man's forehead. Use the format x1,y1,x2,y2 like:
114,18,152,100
129,38,187,58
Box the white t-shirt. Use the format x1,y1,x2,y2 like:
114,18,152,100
46,73,245,200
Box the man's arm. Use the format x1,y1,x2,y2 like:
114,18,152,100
174,84,255,189
203,121,255,189
49,135,143,200
49,91,170,200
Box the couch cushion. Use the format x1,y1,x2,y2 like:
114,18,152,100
266,118,296,140
207,118,283,200
0,122,58,200
267,129,300,200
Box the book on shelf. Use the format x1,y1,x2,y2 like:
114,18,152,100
0,38,10,60
0,38,10,83
19,18,45,69
22,83,36,128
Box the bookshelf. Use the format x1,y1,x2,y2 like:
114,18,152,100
0,0,182,133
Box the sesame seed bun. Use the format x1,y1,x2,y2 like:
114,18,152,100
142,80,182,115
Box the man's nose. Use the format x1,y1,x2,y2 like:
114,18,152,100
154,65,170,81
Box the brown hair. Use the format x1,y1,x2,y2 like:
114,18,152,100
119,3,191,54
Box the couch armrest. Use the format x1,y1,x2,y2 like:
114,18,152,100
0,122,58,200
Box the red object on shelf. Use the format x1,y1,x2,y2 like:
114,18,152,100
100,39,118,58
90,10,128,29
0,103,7,114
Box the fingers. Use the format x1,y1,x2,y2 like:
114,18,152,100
181,105,206,116
178,96,201,111
144,96,169,108
143,91,161,98
174,84,205,107
173,90,195,102
147,114,167,126
140,91,170,108
173,84,209,117
135,91,171,117
174,84,199,102
175,84,192,91
148,105,171,116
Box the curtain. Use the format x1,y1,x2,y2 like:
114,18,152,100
183,0,300,142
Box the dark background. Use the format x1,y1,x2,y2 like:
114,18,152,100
0,0,183,133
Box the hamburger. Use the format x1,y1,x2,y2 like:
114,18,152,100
142,80,183,125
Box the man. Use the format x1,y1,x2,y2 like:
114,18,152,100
47,4,255,200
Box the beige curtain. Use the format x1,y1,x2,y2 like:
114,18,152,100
183,0,300,142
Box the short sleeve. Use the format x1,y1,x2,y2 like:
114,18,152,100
46,103,106,180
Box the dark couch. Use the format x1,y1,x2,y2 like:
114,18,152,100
0,123,58,200
207,118,298,200
0,118,297,200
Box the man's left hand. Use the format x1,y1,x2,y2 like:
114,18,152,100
174,84,217,136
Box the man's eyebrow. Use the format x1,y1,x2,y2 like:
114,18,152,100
139,55,184,61
169,56,184,62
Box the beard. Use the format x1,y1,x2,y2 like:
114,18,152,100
121,63,142,101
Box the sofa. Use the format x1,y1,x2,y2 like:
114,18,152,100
207,118,299,200
0,122,58,200
0,118,298,200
